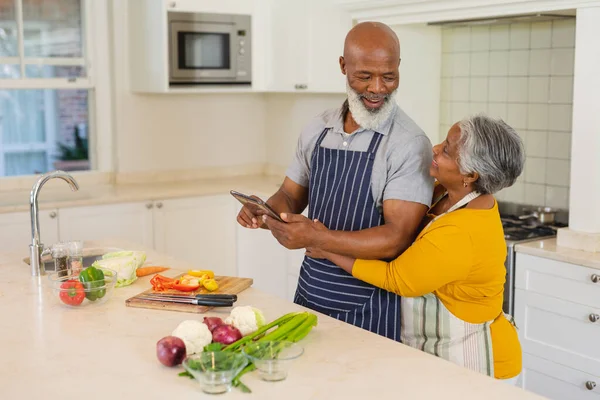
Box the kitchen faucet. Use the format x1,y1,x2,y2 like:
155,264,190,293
29,171,79,276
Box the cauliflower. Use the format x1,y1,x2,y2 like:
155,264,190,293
224,306,266,336
171,320,212,355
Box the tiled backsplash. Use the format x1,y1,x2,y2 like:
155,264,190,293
439,19,575,210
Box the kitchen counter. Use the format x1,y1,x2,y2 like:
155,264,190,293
0,174,283,214
515,238,600,270
0,240,545,400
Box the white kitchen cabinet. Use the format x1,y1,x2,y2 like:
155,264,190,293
58,202,154,249
236,225,288,299
514,253,600,398
0,209,58,254
522,353,599,400
266,0,351,93
153,195,237,277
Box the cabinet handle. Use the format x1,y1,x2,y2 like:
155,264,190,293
592,274,600,283
156,202,163,209
146,203,154,209
589,314,600,323
294,84,307,90
49,211,57,219
586,381,596,390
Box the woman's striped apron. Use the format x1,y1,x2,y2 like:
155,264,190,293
294,128,401,341
401,191,498,377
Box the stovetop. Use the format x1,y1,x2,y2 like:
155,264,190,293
501,214,567,243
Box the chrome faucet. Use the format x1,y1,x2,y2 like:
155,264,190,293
29,171,79,276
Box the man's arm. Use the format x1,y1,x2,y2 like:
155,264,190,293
316,199,427,259
267,177,309,216
265,199,427,260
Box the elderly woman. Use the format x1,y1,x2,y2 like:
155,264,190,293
307,114,524,383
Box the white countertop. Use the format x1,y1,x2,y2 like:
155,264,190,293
515,238,600,270
0,240,545,400
0,174,283,214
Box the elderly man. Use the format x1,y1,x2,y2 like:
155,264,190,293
236,22,434,341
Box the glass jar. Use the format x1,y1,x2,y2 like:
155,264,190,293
67,240,84,275
51,243,69,278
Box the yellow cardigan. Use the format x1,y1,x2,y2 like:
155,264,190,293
352,200,522,379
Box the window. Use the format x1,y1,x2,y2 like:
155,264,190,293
0,0,103,177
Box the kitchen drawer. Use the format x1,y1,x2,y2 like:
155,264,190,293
522,353,600,400
515,288,600,374
515,253,600,308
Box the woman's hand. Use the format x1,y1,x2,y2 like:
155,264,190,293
305,247,329,260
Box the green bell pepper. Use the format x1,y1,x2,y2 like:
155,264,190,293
78,266,106,301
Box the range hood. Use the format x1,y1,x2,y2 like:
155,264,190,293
427,11,575,27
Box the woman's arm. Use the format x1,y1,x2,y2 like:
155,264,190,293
305,248,355,274
309,223,474,298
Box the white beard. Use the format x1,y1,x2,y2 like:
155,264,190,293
346,81,397,131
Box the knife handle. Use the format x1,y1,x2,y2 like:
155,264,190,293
196,299,235,307
196,294,237,301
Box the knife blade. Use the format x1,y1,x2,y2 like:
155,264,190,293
146,293,238,302
138,295,234,307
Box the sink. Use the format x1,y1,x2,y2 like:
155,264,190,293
23,247,123,272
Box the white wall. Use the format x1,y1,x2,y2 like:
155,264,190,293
111,1,267,174
392,24,442,145
264,94,346,169
439,20,576,210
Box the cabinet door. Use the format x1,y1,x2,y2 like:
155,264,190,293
58,202,153,248
522,353,600,400
0,210,58,253
236,224,288,299
266,0,309,92
153,195,237,277
307,0,351,93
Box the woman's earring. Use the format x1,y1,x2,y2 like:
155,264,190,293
463,181,468,187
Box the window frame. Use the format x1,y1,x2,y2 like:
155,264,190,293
0,0,113,178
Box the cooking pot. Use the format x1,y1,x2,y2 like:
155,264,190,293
518,207,557,225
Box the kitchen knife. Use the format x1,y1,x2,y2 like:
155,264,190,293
145,293,237,302
138,295,234,307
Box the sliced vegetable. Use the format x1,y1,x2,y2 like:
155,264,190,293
59,280,85,306
150,274,175,291
187,269,215,279
78,265,106,301
202,278,219,292
171,281,200,292
136,266,170,277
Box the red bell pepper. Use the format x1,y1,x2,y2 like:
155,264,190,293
171,280,201,292
150,274,176,291
59,279,85,306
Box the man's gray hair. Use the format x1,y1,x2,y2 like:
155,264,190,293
457,114,525,195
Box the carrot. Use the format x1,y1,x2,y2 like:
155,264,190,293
136,266,170,277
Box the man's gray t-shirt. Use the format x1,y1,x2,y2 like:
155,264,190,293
285,103,434,212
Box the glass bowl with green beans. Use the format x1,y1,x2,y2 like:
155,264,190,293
183,351,248,394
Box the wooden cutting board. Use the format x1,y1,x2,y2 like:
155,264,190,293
125,275,253,314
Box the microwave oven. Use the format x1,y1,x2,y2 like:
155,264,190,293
168,12,252,85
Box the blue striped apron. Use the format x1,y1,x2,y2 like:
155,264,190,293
294,128,401,341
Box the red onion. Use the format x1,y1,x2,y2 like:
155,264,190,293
212,324,242,345
156,336,186,367
203,316,224,332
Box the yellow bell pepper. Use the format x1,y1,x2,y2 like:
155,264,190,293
203,278,219,292
187,269,215,279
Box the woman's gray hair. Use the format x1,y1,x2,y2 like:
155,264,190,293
457,114,525,195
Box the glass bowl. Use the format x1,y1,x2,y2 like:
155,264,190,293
242,341,304,382
182,351,248,394
47,266,117,308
